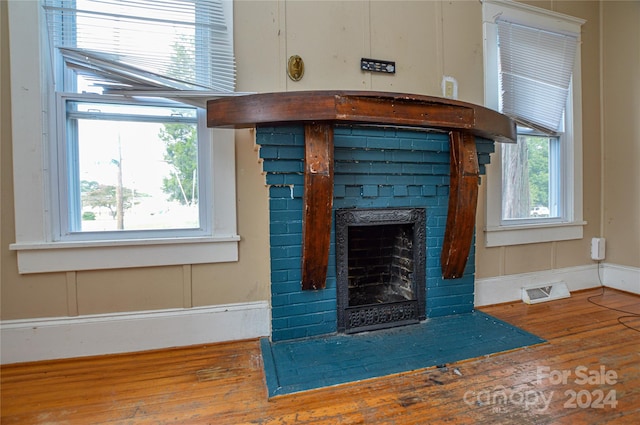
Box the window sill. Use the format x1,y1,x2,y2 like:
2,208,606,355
484,221,586,247
10,236,240,274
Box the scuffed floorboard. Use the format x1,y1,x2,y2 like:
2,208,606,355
1,288,639,424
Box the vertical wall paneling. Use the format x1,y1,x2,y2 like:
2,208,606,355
65,272,78,317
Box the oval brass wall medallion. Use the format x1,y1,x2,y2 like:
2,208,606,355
287,55,304,81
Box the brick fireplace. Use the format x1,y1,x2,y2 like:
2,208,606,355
206,91,514,343
259,125,495,341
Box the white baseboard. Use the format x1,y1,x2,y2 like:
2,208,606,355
475,263,640,307
603,263,640,294
0,301,270,365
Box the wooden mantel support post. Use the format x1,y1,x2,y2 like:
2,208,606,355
441,131,480,279
206,91,516,290
301,123,334,290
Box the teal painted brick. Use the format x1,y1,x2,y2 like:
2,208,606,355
407,186,422,196
422,152,450,163
292,185,304,198
272,328,308,342
476,139,495,154
285,245,302,258
367,137,400,149
427,237,442,248
422,186,437,196
402,163,431,174
270,222,287,234
271,270,288,283
270,210,302,222
271,317,288,330
287,221,303,234
407,197,428,207
266,174,285,185
287,268,301,282
391,151,422,162
428,305,474,318
271,294,289,307
396,129,430,139
282,174,304,185
259,146,278,159
277,146,305,159
257,132,300,147
263,159,304,173
334,174,356,185
334,162,370,174
334,135,368,148
428,283,474,297
344,186,362,197
350,126,395,137
306,299,337,314
432,294,475,307
335,149,386,161
257,125,495,341
393,185,408,197
286,198,303,210
378,186,393,197
269,199,287,210
478,154,491,165
287,289,335,304
270,233,301,247
432,164,450,175
350,174,383,185
272,303,308,318
362,184,378,198
334,126,353,135
272,257,303,271
305,321,338,338
416,175,447,186
269,186,294,198
383,175,417,185
270,246,289,259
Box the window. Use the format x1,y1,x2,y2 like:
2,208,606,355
59,99,205,238
502,130,561,221
482,0,586,247
8,0,240,273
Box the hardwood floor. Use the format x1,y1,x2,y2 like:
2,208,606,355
2,288,639,424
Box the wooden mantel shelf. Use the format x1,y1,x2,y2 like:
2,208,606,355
207,91,516,289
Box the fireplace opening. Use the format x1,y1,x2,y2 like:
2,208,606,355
336,208,426,334
348,224,415,306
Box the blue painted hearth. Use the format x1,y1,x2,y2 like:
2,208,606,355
258,125,495,342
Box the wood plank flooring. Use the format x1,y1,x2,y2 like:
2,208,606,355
2,287,639,424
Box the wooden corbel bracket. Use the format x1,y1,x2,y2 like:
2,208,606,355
207,91,516,289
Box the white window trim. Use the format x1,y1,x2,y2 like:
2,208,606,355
7,0,239,273
482,0,586,247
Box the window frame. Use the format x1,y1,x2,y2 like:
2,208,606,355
482,0,586,247
54,93,212,241
7,0,239,274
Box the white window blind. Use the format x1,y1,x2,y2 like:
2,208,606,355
497,19,578,134
43,0,236,94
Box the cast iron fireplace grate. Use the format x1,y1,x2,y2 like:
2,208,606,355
335,208,426,333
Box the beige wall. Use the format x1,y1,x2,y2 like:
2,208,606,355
1,1,638,322
601,0,640,267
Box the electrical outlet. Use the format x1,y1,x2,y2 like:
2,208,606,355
441,76,458,99
444,81,454,98
591,237,606,261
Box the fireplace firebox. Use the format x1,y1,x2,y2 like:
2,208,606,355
336,208,426,333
